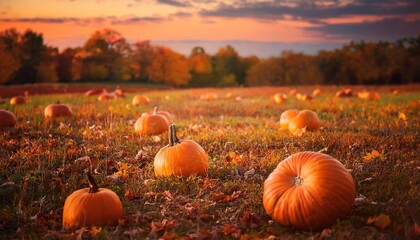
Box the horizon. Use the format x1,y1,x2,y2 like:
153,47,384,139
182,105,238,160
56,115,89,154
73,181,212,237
0,0,419,57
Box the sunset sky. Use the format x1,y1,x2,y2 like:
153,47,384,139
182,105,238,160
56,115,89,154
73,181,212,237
0,0,419,57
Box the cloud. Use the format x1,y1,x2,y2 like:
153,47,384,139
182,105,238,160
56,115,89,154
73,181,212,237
199,0,420,21
0,16,165,25
306,18,420,41
156,0,191,7
111,16,164,24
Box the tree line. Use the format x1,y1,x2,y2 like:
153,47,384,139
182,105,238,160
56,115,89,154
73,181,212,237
1,28,419,86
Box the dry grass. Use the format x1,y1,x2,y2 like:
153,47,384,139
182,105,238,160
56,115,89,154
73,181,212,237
0,85,419,239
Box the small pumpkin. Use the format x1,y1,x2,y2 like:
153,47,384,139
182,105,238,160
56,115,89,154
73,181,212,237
98,91,117,101
335,88,353,98
279,109,300,130
263,151,356,231
357,91,381,100
0,110,17,128
62,171,123,230
296,93,313,101
134,107,170,135
132,95,150,106
141,106,173,124
85,89,102,96
154,124,208,177
273,93,287,104
312,88,321,96
288,109,321,132
44,103,73,118
10,96,25,105
200,93,218,101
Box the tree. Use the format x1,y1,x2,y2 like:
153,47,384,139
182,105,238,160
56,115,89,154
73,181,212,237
213,45,241,86
81,29,131,81
37,46,59,82
188,47,214,87
246,57,283,86
132,40,155,82
147,46,191,86
0,39,20,84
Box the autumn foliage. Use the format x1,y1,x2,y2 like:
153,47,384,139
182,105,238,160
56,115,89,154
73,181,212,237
1,28,419,86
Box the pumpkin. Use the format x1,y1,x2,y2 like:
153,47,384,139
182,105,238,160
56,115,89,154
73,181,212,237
280,109,300,130
335,88,353,98
141,106,173,124
154,124,208,177
288,109,321,132
263,151,356,231
114,88,125,98
312,88,321,97
0,110,17,128
296,93,313,101
10,96,25,105
273,93,287,104
132,95,150,106
200,93,218,101
357,91,381,100
85,89,102,96
134,107,170,135
62,171,123,230
44,103,73,118
98,91,117,101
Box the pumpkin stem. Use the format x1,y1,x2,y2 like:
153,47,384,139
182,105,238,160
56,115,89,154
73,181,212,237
168,124,180,146
293,176,304,186
153,106,159,115
87,170,99,193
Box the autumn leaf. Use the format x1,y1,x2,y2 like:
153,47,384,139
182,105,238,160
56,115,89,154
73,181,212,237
398,112,407,121
367,214,391,229
113,162,131,178
363,150,381,162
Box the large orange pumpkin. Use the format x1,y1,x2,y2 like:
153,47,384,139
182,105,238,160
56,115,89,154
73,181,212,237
154,124,208,177
280,109,300,130
288,109,321,132
0,110,17,128
10,96,25,105
134,107,170,135
263,151,356,231
62,171,123,230
44,104,73,118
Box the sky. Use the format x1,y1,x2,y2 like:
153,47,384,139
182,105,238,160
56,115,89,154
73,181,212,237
0,0,419,57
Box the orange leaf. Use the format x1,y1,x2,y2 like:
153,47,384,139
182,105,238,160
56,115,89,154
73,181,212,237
367,214,391,229
371,150,381,157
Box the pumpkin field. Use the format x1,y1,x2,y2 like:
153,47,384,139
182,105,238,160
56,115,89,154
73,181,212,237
0,84,419,239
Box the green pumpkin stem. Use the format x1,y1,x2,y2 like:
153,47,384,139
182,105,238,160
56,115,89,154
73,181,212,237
87,170,99,193
169,124,180,146
153,106,158,115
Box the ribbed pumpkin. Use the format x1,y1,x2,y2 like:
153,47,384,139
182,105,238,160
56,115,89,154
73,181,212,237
62,171,123,230
44,103,73,118
0,110,17,128
154,124,208,177
263,151,356,231
134,107,170,135
273,93,287,104
10,96,25,105
141,106,173,124
132,95,150,106
288,109,321,132
280,109,299,130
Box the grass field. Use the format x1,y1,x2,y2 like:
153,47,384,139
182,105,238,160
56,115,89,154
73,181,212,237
0,85,419,239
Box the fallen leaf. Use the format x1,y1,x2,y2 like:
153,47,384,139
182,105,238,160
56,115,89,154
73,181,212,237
398,112,407,121
367,214,391,229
